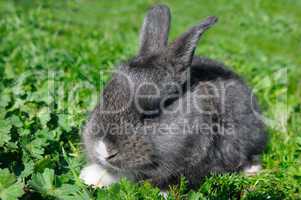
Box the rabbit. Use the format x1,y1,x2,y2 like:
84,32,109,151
80,4,267,190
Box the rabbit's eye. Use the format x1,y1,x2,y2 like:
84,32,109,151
106,151,119,160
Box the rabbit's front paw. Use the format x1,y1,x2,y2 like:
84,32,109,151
243,164,262,176
80,164,120,188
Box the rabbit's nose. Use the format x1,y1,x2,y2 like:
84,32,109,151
95,140,109,162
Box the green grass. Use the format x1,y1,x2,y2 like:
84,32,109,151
0,0,300,199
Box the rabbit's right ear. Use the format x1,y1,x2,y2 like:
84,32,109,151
168,16,217,66
139,5,171,55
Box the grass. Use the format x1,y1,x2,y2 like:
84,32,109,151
0,0,300,199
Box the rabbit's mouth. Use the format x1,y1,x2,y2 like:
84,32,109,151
101,152,120,171
95,141,121,171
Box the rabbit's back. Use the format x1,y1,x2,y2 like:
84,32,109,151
148,57,267,187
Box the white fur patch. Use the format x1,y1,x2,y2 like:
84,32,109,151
96,141,109,161
80,164,120,187
243,164,262,176
160,190,168,199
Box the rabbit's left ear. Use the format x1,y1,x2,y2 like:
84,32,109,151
139,5,171,55
168,16,218,66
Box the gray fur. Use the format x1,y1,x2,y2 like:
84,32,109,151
82,4,267,189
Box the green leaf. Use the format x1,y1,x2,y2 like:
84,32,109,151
29,170,89,200
53,184,82,200
188,191,206,200
0,168,24,200
0,183,24,200
20,160,34,179
37,107,51,126
0,119,12,146
58,114,72,132
28,168,55,196
0,91,11,108
26,138,46,159
8,115,23,128
0,168,16,188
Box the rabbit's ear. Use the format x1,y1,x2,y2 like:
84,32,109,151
168,16,217,66
139,5,171,55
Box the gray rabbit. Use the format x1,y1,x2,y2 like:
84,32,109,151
80,5,267,190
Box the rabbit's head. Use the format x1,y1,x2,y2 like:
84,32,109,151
84,5,217,173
